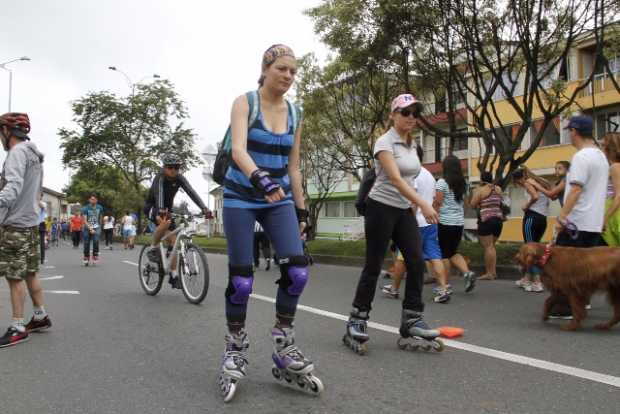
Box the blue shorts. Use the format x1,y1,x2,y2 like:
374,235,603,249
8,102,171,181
397,224,442,262
122,228,131,238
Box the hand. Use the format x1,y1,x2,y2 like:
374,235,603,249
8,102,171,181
265,187,285,203
521,204,528,212
420,202,439,224
203,208,212,219
554,215,566,235
299,221,307,236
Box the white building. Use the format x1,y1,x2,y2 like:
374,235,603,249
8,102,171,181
41,186,69,220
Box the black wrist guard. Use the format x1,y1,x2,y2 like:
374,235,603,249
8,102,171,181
296,207,309,223
250,169,281,195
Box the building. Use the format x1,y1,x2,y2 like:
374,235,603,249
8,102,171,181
41,186,69,220
209,186,224,235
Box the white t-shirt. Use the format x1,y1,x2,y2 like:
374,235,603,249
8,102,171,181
103,216,114,230
414,167,436,227
368,127,421,209
122,215,134,230
564,147,609,232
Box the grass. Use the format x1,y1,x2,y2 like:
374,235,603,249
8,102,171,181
135,234,520,265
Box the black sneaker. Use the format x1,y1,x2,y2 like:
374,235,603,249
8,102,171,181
147,247,161,263
0,326,29,348
169,276,182,289
25,315,52,333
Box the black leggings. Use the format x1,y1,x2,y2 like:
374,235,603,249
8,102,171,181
72,230,81,247
352,198,425,313
104,228,113,246
522,210,547,242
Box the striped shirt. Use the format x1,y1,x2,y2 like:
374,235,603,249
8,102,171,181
479,186,503,222
223,107,295,209
436,178,465,226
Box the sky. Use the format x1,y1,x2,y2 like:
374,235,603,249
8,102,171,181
0,0,328,209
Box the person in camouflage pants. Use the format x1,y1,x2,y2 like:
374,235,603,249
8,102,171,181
0,112,52,348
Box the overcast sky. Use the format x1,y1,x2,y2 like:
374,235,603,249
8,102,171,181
0,0,328,210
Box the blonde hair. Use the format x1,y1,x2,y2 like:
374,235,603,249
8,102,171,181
604,132,620,163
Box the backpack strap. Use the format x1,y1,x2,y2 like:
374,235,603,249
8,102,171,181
221,91,260,153
286,99,302,134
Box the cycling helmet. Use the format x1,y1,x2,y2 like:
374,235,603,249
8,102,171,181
0,112,30,138
161,153,181,166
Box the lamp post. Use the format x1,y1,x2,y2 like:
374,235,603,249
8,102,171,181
0,56,31,111
107,66,160,95
202,145,217,236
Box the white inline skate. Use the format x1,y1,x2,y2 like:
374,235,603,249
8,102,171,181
271,326,324,396
342,307,370,355
217,329,249,403
397,309,444,352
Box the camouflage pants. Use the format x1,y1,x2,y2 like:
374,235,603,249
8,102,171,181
0,226,40,280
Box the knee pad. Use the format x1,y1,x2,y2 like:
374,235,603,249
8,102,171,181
277,256,309,296
226,265,254,305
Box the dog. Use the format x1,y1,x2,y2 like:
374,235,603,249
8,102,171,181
515,243,620,331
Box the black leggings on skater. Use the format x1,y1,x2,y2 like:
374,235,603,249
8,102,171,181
352,198,425,313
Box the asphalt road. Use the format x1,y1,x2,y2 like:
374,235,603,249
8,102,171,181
1,242,619,414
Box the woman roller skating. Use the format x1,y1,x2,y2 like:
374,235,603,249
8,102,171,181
343,93,444,355
217,44,323,402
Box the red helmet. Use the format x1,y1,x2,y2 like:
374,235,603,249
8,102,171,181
0,112,30,138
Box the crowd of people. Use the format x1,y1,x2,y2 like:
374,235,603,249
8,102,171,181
1,42,620,404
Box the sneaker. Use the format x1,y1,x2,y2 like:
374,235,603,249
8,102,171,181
433,289,451,303
432,284,453,295
265,259,271,271
0,326,29,348
548,313,573,320
525,282,544,293
92,256,99,264
169,275,182,289
515,279,531,289
381,284,399,299
585,304,592,310
82,256,89,265
463,271,476,293
25,315,52,333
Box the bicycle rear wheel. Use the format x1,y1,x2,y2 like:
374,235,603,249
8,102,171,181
138,245,164,296
179,243,209,305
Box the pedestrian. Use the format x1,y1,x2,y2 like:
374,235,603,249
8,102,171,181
512,167,549,292
602,132,620,246
121,212,134,250
548,115,609,319
434,155,476,292
70,212,82,248
61,219,69,241
382,145,451,303
81,194,104,265
343,93,443,356
530,161,570,207
253,222,272,271
103,214,114,249
50,217,60,247
470,172,504,281
217,44,322,401
0,112,52,348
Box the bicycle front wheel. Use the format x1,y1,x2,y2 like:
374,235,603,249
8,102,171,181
179,243,209,305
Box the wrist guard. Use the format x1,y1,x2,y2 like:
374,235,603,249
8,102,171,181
296,208,309,223
250,169,281,195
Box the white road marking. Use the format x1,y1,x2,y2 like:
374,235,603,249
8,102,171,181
121,262,620,388
45,290,80,295
123,260,139,266
42,265,56,269
39,275,64,281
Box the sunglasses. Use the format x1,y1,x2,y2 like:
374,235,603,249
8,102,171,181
165,165,181,170
398,108,419,118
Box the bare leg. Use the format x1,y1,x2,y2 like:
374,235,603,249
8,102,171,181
8,279,26,320
478,235,497,279
430,259,448,289
442,258,452,279
391,260,406,291
25,273,45,308
449,254,470,274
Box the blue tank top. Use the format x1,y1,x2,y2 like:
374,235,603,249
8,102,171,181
223,107,295,209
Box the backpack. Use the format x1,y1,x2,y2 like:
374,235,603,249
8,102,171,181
355,168,377,216
212,91,302,185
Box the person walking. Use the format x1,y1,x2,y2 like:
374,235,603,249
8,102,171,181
470,171,504,281
549,116,609,319
434,155,476,292
103,214,114,250
530,161,570,208
253,222,272,271
343,93,443,356
70,212,83,248
217,44,322,401
81,194,103,265
0,113,52,348
602,132,620,247
121,212,134,250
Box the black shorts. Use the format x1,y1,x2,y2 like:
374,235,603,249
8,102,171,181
478,217,503,238
522,210,547,243
438,224,463,259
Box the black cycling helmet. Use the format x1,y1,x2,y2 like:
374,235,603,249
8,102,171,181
161,153,181,166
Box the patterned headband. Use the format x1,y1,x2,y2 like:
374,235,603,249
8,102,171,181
262,44,296,68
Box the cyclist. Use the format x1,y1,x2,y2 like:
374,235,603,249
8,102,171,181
81,194,104,265
144,154,209,289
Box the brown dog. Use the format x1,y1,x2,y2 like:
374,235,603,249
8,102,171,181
516,243,620,331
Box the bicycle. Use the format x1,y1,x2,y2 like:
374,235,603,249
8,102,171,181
138,213,210,304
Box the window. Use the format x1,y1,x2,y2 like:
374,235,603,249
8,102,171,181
596,112,620,140
422,132,436,163
343,201,359,218
325,201,341,218
452,127,468,152
532,120,560,147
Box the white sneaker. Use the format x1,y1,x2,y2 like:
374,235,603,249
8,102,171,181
525,282,544,293
585,304,592,310
516,279,531,290
381,284,399,299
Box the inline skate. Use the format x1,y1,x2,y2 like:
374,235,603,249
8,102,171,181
397,309,444,352
271,326,323,396
217,329,249,403
342,308,369,355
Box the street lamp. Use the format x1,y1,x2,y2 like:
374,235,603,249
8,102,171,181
0,56,31,111
108,66,160,94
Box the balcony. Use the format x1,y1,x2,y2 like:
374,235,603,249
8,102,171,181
579,73,620,97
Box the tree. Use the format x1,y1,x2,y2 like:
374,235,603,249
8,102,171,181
63,162,147,218
59,79,201,228
307,0,603,185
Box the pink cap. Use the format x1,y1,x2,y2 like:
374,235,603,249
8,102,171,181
391,94,419,112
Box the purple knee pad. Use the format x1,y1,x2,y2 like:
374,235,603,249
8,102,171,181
229,275,254,305
286,266,308,296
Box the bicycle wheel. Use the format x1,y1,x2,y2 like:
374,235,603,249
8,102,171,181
138,245,164,296
179,243,209,304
